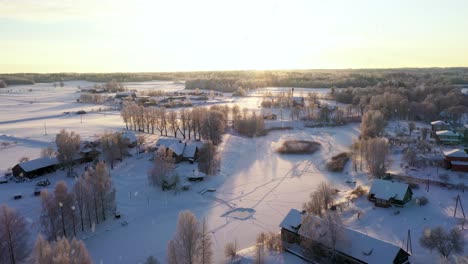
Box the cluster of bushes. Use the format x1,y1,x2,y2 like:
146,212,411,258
78,93,108,104
326,152,350,172
416,196,428,206
233,113,265,137
350,186,367,198
276,140,320,154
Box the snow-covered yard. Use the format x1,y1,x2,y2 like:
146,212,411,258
0,81,467,263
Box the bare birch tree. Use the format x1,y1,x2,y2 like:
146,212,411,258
56,129,81,176
0,205,30,264
170,211,201,264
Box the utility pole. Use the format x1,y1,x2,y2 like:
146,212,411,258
406,229,413,254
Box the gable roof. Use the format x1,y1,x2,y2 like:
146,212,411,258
369,179,410,201
430,120,445,126
121,131,137,144
182,141,204,158
444,149,468,158
17,157,59,172
279,209,302,233
299,214,409,264
168,142,185,156
436,130,458,137
156,137,182,148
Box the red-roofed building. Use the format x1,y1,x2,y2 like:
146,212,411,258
443,149,468,172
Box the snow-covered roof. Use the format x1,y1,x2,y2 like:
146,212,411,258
182,144,198,158
168,142,185,156
444,149,468,158
156,137,182,148
182,141,203,158
17,157,59,172
279,209,302,233
435,130,458,136
121,131,137,144
430,120,445,125
299,215,408,264
337,225,405,264
369,179,410,201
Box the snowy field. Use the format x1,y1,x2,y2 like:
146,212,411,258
0,81,467,263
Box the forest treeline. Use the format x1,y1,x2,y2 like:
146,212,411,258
1,68,468,89
333,77,468,122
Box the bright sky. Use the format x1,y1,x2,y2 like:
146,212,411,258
1,0,468,73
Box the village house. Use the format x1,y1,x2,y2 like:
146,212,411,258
280,209,411,264
12,157,59,178
434,130,462,145
430,120,450,132
154,137,202,163
443,149,468,172
368,179,413,208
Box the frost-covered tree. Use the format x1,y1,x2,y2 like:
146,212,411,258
201,110,225,145
224,241,238,262
360,110,386,138
73,176,89,231
199,218,213,264
169,211,201,264
54,181,76,238
0,205,30,264
39,190,60,241
420,226,465,259
56,129,81,176
303,182,335,217
148,149,176,189
32,235,92,264
198,143,220,176
85,162,115,223
362,137,389,178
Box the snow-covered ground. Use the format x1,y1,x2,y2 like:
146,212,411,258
1,81,467,263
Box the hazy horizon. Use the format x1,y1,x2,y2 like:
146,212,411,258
1,0,468,73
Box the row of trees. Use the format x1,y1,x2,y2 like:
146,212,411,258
122,102,273,140
121,102,227,142
40,162,116,240
0,204,93,264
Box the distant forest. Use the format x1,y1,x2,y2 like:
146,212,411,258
1,68,468,91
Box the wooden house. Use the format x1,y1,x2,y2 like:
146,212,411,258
435,130,462,145
443,149,468,172
430,120,450,132
280,209,411,264
279,209,303,244
12,157,59,178
368,179,413,207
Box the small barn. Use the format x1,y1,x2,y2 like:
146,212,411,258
368,179,413,207
12,157,59,178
